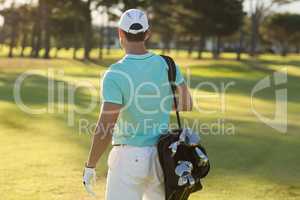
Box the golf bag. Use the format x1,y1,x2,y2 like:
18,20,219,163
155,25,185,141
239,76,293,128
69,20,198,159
158,55,210,200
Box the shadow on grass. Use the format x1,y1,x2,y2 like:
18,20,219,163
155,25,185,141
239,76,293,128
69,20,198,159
0,73,99,107
257,58,300,69
0,71,106,174
185,60,300,103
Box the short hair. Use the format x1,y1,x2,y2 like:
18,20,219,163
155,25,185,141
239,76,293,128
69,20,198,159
124,31,147,42
122,23,148,42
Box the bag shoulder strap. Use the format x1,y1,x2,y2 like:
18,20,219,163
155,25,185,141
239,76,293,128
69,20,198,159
160,55,182,129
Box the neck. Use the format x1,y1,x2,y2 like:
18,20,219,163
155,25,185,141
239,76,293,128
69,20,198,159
124,42,148,55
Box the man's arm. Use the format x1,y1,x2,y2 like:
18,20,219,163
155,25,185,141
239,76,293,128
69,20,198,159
176,83,193,111
86,102,122,168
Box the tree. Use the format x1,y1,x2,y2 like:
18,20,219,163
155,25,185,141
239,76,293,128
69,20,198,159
0,4,22,58
150,0,178,54
50,0,86,59
80,0,122,60
177,0,209,58
264,13,300,56
179,0,244,59
29,0,57,58
18,5,34,57
30,0,43,58
248,0,298,56
81,0,93,60
205,0,244,59
292,32,300,53
41,0,52,58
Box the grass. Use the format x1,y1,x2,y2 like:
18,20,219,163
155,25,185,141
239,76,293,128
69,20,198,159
0,49,300,200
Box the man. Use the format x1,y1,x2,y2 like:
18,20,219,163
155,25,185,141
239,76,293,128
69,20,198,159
83,9,193,200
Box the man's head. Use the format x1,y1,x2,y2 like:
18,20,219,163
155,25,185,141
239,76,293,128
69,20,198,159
118,9,150,47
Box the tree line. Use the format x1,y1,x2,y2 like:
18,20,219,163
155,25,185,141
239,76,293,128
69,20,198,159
0,0,299,60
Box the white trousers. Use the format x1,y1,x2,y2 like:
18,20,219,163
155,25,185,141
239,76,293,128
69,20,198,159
105,146,165,200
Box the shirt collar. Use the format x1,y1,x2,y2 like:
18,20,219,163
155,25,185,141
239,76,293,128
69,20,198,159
124,52,153,60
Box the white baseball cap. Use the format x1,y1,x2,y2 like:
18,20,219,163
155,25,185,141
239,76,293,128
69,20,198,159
118,9,149,34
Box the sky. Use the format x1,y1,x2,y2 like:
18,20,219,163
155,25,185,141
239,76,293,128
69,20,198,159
243,0,300,14
1,0,300,26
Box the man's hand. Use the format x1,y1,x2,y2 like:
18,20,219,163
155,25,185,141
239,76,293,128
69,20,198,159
83,167,96,197
83,102,121,196
176,83,193,111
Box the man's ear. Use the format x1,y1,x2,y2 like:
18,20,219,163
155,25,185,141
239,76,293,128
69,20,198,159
145,30,151,41
118,29,126,47
118,29,125,39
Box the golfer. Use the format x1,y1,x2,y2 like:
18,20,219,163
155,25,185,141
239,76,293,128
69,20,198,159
83,9,193,200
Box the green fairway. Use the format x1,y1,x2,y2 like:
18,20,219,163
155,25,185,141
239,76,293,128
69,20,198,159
0,51,300,200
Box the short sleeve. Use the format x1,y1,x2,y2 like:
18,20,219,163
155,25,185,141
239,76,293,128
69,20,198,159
175,64,185,86
101,71,123,105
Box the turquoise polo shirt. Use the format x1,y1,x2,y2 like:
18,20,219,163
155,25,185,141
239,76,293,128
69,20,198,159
101,52,184,146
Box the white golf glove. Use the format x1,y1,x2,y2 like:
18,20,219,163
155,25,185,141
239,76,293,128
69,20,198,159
83,167,96,197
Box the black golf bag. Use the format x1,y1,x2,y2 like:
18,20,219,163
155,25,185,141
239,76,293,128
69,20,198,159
158,55,210,200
